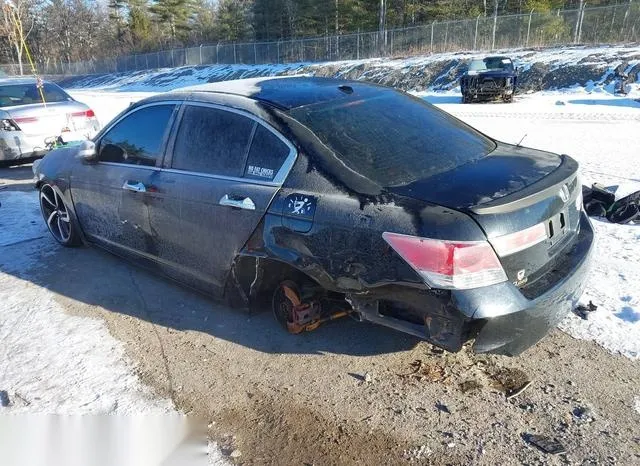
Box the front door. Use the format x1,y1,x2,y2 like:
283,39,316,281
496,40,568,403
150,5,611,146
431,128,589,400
70,103,178,261
150,103,296,296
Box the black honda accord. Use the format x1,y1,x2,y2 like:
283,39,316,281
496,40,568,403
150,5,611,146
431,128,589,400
33,77,594,356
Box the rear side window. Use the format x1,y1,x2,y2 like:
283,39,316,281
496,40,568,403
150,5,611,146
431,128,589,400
172,105,254,177
99,104,175,166
244,125,290,181
288,90,496,187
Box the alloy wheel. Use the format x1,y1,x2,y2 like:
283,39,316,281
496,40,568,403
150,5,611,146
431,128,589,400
40,184,72,244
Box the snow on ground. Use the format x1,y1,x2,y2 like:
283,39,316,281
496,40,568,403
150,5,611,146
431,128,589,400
61,44,640,94
0,191,227,464
0,190,176,414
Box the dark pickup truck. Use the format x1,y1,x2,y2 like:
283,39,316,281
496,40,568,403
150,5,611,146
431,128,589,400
461,56,518,103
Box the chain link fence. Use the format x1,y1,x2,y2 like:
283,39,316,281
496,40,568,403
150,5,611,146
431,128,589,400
1,3,638,77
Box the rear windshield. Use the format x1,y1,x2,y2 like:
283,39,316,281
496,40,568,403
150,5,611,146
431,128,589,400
468,57,514,72
0,83,72,107
288,90,495,187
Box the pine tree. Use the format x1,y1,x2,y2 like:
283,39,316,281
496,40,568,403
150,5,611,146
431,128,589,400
150,0,195,43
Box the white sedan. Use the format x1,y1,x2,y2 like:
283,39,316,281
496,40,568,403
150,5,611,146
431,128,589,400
0,78,100,167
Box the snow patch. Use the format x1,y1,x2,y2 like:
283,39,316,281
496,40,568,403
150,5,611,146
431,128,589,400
0,191,175,413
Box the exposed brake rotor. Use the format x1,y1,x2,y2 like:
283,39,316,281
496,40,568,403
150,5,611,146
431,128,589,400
272,281,350,334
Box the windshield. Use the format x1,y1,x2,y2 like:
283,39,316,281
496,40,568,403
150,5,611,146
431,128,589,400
289,90,496,188
0,83,73,108
468,57,514,72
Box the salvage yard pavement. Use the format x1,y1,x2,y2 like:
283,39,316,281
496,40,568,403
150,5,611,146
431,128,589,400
1,90,640,465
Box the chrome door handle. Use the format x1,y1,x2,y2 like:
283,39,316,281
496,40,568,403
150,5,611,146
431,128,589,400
219,194,255,211
122,181,146,193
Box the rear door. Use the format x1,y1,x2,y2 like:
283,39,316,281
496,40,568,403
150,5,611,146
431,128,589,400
151,102,296,295
70,103,179,261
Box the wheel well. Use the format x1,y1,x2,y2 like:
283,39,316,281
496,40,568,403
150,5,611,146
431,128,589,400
229,256,322,306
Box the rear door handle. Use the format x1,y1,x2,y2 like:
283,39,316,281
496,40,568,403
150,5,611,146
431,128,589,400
122,181,146,193
219,194,255,211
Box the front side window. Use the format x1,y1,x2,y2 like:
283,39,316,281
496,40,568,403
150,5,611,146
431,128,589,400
99,104,175,166
244,124,290,181
172,105,255,177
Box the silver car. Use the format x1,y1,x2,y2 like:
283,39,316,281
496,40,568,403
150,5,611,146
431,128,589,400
0,78,100,166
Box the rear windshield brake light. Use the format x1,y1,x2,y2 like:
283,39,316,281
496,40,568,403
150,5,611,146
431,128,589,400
491,223,547,256
382,232,507,290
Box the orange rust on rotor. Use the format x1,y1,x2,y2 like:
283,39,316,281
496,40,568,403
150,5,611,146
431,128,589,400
280,283,351,333
282,284,302,307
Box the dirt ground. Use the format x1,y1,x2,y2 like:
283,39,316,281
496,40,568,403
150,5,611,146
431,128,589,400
2,165,639,465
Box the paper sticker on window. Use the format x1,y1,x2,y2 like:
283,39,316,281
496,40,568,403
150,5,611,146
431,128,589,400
502,59,511,64
247,165,274,179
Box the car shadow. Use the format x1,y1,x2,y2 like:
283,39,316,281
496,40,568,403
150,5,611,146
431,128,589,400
0,165,36,192
567,98,640,109
5,235,420,357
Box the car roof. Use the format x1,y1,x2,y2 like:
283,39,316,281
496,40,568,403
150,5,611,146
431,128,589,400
0,77,53,86
175,76,380,110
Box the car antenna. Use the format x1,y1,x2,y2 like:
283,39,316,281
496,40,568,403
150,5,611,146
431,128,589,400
516,133,527,147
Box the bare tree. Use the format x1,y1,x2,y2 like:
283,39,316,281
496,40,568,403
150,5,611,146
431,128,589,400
1,0,36,75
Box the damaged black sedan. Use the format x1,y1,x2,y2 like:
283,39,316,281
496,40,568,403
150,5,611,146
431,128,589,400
33,77,594,356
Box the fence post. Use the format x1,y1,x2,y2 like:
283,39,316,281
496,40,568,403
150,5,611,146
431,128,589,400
254,43,257,64
233,43,237,64
199,44,203,65
474,15,479,50
577,3,585,43
526,9,533,47
357,28,360,59
430,21,435,53
171,48,174,67
134,54,137,70
492,4,498,50
574,0,584,43
216,43,219,64
277,41,280,63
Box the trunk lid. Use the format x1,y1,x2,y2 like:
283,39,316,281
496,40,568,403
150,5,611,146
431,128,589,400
6,101,91,138
387,144,582,290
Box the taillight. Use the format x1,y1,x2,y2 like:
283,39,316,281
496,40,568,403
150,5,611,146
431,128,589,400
71,109,95,118
382,232,507,290
1,119,20,131
490,223,547,256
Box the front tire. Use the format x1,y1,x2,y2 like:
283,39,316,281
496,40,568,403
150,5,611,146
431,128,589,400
39,184,81,247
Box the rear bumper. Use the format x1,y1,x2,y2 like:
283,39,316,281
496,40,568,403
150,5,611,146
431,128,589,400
469,212,594,355
0,132,48,161
0,124,99,162
351,212,595,356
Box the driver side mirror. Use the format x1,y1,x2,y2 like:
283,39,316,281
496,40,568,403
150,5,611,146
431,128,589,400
77,140,97,162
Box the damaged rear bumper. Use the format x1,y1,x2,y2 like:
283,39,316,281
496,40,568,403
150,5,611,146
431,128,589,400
350,212,595,356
